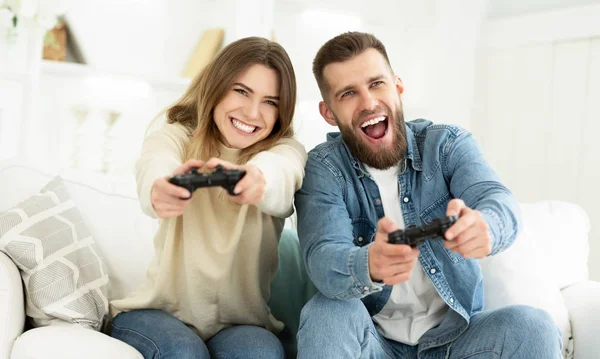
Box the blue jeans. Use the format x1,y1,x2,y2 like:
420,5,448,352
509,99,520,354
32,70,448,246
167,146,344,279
297,293,562,359
111,309,284,359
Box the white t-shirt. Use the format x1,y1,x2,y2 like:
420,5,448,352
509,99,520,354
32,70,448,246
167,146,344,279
365,164,448,345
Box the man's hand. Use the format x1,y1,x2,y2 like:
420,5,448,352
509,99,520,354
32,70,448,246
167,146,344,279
150,159,204,218
368,217,420,285
444,199,492,258
204,158,266,206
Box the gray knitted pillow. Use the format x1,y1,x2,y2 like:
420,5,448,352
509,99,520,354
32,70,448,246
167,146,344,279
0,176,109,330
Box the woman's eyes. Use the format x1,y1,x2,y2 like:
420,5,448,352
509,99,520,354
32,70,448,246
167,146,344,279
234,88,278,107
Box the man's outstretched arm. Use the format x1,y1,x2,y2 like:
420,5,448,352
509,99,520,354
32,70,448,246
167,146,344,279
443,129,522,256
295,157,384,300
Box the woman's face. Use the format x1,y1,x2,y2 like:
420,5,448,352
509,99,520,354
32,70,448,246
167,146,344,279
213,64,280,149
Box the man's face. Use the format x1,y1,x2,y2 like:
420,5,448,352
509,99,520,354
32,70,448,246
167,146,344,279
319,49,407,169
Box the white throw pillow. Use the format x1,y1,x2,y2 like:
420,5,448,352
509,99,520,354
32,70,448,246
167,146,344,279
479,221,572,357
0,176,109,330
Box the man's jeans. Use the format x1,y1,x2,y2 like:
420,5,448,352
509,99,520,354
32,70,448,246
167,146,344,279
111,309,284,359
297,293,562,359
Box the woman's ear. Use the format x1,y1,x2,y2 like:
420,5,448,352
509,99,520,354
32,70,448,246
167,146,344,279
319,101,337,127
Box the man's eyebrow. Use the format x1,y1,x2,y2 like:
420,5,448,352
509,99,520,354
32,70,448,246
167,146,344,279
233,82,279,100
368,75,385,83
334,84,355,98
333,75,386,98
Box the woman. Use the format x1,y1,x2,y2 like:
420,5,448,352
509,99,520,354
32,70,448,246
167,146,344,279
110,36,307,359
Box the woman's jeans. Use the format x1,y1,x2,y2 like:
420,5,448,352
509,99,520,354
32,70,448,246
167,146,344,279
111,309,284,359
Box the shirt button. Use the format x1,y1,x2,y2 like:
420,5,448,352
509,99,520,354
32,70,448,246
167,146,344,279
357,236,364,242
363,286,370,292
375,199,382,205
449,297,454,303
403,197,409,203
430,268,436,274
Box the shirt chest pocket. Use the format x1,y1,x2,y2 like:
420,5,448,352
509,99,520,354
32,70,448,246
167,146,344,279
351,218,375,247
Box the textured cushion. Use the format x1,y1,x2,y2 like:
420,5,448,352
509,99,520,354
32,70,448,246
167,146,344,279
11,324,142,359
0,176,109,330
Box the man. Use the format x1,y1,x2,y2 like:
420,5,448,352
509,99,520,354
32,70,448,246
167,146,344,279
294,32,561,358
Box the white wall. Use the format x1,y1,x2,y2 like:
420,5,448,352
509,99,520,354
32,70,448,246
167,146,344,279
272,0,486,150
28,0,487,169
19,1,599,280
474,4,600,280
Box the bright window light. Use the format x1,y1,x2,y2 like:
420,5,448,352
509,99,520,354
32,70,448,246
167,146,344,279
300,9,362,33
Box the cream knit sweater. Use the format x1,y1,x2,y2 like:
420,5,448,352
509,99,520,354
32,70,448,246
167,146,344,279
110,123,307,340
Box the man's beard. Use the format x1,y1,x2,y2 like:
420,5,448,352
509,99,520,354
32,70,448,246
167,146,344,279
336,106,407,170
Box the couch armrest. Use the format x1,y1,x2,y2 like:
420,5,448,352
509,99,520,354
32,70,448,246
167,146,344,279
561,280,600,359
11,325,143,359
0,251,25,359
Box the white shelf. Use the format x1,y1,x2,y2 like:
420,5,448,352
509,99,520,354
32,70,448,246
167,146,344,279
40,60,192,92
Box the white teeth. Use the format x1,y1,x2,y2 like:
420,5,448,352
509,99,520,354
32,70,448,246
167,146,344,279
361,116,386,128
231,118,256,133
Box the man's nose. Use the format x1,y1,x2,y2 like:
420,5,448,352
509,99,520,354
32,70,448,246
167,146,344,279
358,91,378,112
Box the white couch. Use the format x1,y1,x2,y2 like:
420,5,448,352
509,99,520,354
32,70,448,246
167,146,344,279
0,161,599,359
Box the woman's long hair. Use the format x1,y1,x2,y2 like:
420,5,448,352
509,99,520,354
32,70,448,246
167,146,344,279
166,37,296,164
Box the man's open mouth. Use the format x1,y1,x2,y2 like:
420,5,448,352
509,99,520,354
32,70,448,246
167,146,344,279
360,116,388,139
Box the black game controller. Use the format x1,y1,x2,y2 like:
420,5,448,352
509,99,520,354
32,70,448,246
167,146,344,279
388,215,459,247
169,165,246,197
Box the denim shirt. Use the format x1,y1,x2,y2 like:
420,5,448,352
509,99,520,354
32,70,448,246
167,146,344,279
295,119,521,350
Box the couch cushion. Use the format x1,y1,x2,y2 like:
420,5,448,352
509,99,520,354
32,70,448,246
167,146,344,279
268,229,318,357
11,324,142,359
478,200,589,357
0,176,110,330
0,161,157,302
518,201,590,289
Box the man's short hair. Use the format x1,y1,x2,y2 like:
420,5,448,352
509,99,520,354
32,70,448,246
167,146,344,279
312,32,393,101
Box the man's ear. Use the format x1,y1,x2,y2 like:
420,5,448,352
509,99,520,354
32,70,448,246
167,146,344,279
395,76,404,95
319,101,337,127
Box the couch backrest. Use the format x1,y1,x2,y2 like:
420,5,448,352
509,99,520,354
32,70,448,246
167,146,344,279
0,161,592,337
0,161,158,302
479,200,590,291
477,200,590,354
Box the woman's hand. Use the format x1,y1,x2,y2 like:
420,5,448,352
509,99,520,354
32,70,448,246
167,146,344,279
150,159,204,218
204,158,266,205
